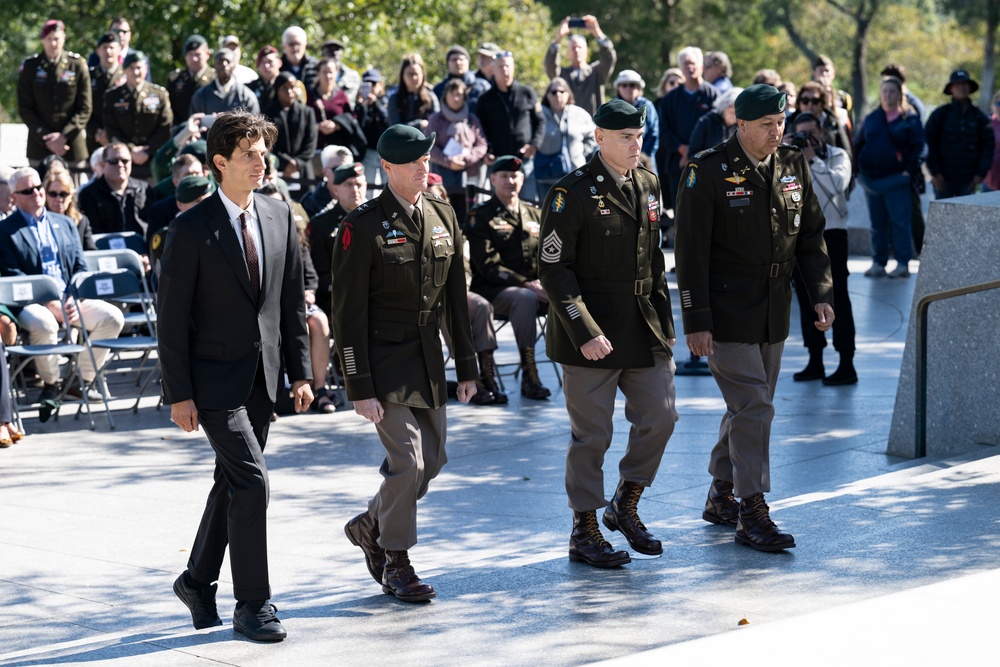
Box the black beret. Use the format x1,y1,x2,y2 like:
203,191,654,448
122,50,146,68
377,124,435,164
489,155,523,175
333,162,365,185
184,35,208,53
735,84,786,120
96,32,120,48
593,99,646,130
175,175,214,204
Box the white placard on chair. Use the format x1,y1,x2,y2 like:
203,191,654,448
13,283,33,301
109,238,127,250
98,257,118,271
95,278,115,296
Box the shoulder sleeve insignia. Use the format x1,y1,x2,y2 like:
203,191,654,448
685,166,698,188
550,190,567,213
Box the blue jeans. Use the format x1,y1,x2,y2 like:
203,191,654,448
519,156,538,203
859,172,913,266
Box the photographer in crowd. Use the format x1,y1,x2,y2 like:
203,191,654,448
788,113,856,385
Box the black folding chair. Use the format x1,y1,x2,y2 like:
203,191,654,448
92,231,147,256
83,249,157,333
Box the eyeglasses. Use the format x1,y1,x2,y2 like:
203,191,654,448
492,50,514,60
46,190,71,198
105,157,131,165
798,97,822,105
619,82,641,89
14,184,44,196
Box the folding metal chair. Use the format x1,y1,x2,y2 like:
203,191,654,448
83,249,157,333
69,269,158,428
491,304,562,391
0,275,95,431
92,231,147,256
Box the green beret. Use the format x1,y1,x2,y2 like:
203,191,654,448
122,50,146,68
735,84,787,121
175,175,214,204
593,99,646,130
489,155,522,175
333,162,365,185
377,124,435,164
178,139,207,163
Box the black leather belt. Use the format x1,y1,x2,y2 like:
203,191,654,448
369,307,438,326
578,277,653,295
709,260,793,278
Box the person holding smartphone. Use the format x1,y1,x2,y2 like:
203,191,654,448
543,15,617,117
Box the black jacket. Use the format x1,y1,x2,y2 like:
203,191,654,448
265,101,318,181
925,100,994,184
76,176,155,244
475,82,545,157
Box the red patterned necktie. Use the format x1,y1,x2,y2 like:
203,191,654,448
239,212,260,302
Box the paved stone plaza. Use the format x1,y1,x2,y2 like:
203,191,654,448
2,255,997,666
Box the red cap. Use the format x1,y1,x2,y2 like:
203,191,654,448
426,173,443,186
40,20,65,39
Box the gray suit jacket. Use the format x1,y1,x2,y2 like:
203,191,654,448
157,191,311,410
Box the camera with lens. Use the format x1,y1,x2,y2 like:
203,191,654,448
788,131,813,150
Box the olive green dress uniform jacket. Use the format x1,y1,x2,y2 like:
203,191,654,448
17,51,92,162
86,63,126,154
538,154,675,368
674,135,833,344
104,82,174,156
167,67,215,122
330,189,478,409
466,197,542,301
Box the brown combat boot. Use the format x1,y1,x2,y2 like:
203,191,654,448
475,350,507,404
519,347,551,400
735,493,796,552
382,550,436,602
702,478,739,527
344,511,386,584
569,510,631,568
602,480,662,555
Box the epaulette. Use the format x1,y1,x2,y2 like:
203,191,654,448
520,199,539,209
561,165,591,187
354,200,376,214
146,82,168,94
423,191,447,203
691,146,720,161
167,69,184,82
66,51,82,60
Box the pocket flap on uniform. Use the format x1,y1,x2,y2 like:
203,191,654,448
380,245,416,265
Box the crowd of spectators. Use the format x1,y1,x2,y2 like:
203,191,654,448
2,12,998,442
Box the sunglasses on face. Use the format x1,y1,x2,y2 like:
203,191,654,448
798,97,821,104
105,157,131,165
493,50,514,60
14,184,43,196
620,83,641,89
47,190,71,198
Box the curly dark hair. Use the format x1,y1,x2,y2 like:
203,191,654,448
205,110,278,182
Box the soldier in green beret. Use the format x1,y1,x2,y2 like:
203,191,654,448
17,19,92,175
331,124,478,602
539,98,678,568
466,155,552,401
87,32,126,155
167,35,216,123
674,83,834,552
103,50,173,179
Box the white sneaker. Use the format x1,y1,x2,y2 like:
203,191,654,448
863,264,887,277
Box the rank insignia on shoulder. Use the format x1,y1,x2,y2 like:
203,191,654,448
575,170,584,177
541,230,563,263
551,191,567,213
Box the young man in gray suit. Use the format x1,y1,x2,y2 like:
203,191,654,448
158,110,313,641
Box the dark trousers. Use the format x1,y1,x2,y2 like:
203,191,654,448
188,363,273,602
793,228,855,354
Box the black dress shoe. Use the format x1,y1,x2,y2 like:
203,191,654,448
233,600,286,642
735,493,795,552
702,478,739,527
382,550,435,602
569,510,631,567
173,571,222,629
344,511,386,584
822,364,858,385
602,480,662,555
793,359,825,381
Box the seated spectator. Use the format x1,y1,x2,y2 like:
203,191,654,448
0,168,126,417
220,35,258,85
426,78,488,221
319,39,362,107
280,26,320,92
166,35,215,124
266,72,318,182
308,58,353,149
249,45,282,112
0,166,15,219
103,51,174,179
688,86,742,156
388,53,440,129
433,45,489,114
613,70,658,163
465,155,550,400
536,77,596,194
704,51,733,92
190,49,260,116
79,148,106,193
355,69,390,192
544,15,616,116
299,145,354,217
43,168,96,250
1,330,25,446
146,153,205,245
307,162,367,322
77,141,154,249
152,149,205,200
656,67,683,98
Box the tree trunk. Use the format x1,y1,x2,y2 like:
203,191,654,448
852,8,873,125
980,0,999,114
